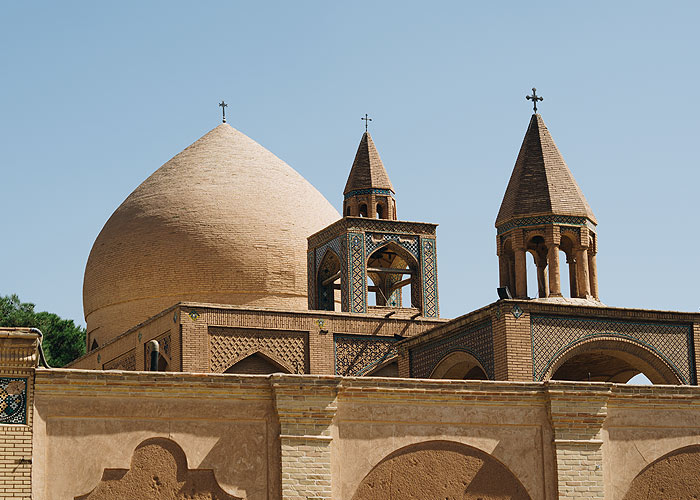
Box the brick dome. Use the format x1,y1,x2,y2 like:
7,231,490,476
83,124,340,345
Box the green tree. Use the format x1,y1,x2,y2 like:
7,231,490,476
0,294,86,367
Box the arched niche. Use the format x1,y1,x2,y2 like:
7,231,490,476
224,350,294,375
430,350,489,380
543,336,683,384
623,444,700,499
366,241,420,309
75,437,241,500
317,249,341,311
351,440,531,500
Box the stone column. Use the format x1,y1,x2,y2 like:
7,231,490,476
567,255,578,298
576,248,591,298
536,258,548,298
272,375,339,500
547,244,561,296
514,247,527,299
498,254,509,289
547,383,609,500
588,251,599,300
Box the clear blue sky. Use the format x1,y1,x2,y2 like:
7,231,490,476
2,1,699,326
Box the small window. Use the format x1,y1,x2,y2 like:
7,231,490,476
376,204,384,219
359,204,368,217
346,206,352,216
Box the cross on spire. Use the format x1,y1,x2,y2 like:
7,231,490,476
219,100,228,123
361,113,372,132
526,88,543,113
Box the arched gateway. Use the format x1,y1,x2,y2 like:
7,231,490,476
351,440,531,500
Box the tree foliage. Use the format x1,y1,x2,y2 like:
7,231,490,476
0,294,86,367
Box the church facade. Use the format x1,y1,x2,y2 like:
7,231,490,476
2,109,700,500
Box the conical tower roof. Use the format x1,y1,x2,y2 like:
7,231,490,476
343,132,394,195
496,114,597,226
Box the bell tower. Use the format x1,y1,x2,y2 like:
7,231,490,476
308,130,439,317
343,132,397,220
496,111,599,301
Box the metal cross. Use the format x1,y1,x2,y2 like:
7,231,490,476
526,88,543,113
361,113,372,132
219,100,228,123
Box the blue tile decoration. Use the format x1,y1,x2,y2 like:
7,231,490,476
365,232,419,259
0,377,27,425
511,305,523,319
409,320,494,379
497,215,596,235
421,237,438,318
531,315,695,383
347,232,366,313
334,334,399,376
344,188,393,199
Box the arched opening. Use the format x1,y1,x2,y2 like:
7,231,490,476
526,235,548,298
351,440,532,500
366,242,420,310
430,350,489,380
346,206,352,216
224,351,292,375
317,250,341,311
365,358,398,377
359,203,368,217
545,337,683,385
376,203,384,219
90,338,98,351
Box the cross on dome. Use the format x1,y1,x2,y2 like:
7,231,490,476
219,100,228,123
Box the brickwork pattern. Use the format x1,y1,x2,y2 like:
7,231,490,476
102,349,136,371
409,320,494,379
334,334,398,376
365,232,419,259
0,331,37,499
210,327,307,374
531,314,694,383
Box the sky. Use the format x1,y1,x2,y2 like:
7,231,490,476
1,1,699,327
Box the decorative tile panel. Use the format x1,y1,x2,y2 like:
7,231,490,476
531,315,695,383
347,232,366,313
344,188,393,199
421,237,438,318
0,377,27,425
210,328,307,374
334,334,398,376
365,232,419,259
314,236,342,274
409,320,494,379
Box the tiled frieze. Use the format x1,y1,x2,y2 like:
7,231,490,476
365,232,419,259
334,334,398,376
103,349,136,371
409,320,494,379
531,315,695,383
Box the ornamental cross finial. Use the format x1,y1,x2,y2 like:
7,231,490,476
526,88,543,113
361,113,372,132
219,100,228,123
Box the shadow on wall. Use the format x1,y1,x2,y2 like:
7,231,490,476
623,445,700,499
351,440,532,500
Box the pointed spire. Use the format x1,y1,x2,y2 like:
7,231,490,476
343,132,394,195
496,114,597,226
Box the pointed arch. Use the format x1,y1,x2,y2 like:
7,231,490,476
317,248,341,311
224,349,295,375
366,241,420,308
430,350,489,380
542,335,684,384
